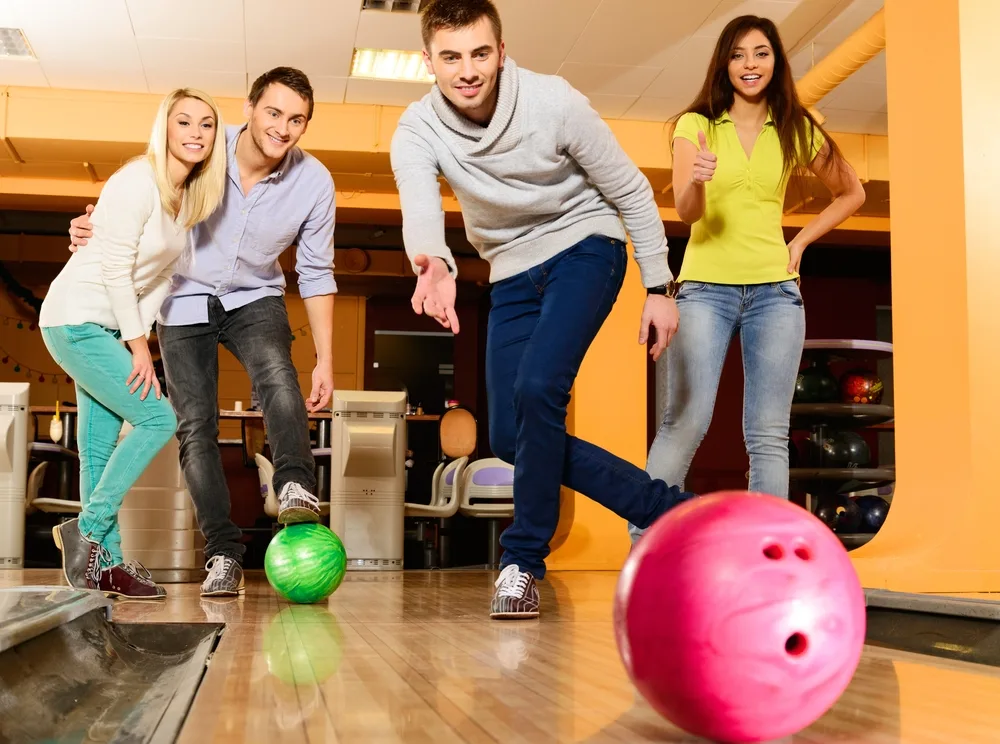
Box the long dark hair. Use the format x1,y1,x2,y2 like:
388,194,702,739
673,15,843,182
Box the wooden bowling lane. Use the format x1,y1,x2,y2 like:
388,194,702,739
5,568,1000,743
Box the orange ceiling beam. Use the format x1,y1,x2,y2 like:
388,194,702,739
0,85,889,232
0,174,887,234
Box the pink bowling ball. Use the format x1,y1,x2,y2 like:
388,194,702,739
614,491,866,743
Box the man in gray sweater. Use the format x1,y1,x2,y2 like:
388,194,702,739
392,0,694,619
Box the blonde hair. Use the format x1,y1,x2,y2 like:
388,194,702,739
145,88,227,229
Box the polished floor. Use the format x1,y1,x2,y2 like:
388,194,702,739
3,568,1000,743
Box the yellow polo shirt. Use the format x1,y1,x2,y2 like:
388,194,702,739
673,111,825,285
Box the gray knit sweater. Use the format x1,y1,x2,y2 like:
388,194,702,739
390,58,672,288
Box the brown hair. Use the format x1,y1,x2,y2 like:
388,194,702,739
674,15,844,182
419,0,502,49
248,67,315,121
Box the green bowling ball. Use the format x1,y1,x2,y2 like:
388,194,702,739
262,606,344,685
264,523,347,604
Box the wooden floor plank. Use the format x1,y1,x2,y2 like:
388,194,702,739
5,567,1000,742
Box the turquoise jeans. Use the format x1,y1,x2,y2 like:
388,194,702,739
41,324,177,568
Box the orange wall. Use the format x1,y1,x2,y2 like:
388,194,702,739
547,243,648,570
848,0,1000,592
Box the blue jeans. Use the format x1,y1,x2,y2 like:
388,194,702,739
630,280,806,542
487,235,692,578
41,324,178,568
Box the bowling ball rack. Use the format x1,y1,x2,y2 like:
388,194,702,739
790,340,894,550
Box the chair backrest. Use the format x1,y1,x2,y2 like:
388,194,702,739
439,406,477,460
254,454,279,518
24,461,49,513
461,458,514,508
432,456,469,508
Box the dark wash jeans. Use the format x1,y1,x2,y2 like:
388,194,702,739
158,295,315,562
486,235,693,579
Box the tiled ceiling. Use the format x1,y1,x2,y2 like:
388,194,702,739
0,0,886,134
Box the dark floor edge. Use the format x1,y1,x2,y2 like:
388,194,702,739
148,625,226,744
865,588,1000,621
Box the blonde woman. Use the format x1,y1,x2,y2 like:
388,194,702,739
39,88,227,599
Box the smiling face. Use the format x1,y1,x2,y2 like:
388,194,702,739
243,82,310,162
166,96,216,167
423,16,505,125
728,28,775,101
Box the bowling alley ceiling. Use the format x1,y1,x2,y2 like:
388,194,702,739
0,0,891,229
0,0,886,134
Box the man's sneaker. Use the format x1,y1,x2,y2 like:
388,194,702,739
99,560,166,599
201,555,245,597
490,564,540,619
277,482,320,525
51,518,102,591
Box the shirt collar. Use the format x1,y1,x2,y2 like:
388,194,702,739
715,110,775,127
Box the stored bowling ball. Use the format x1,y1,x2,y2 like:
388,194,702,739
265,523,347,604
794,360,839,403
841,369,884,404
614,491,866,743
815,494,863,533
806,430,871,468
855,495,890,533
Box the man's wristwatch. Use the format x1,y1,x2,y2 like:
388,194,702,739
647,281,678,298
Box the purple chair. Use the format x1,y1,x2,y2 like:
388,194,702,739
459,458,515,569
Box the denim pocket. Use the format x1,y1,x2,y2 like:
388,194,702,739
677,280,708,299
40,328,65,366
595,234,625,248
774,280,804,306
613,242,626,275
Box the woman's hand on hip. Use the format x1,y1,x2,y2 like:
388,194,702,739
787,240,807,275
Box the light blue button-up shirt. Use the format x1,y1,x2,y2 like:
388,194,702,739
157,124,337,326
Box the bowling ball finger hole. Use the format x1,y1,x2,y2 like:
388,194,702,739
794,546,812,561
785,632,808,657
763,544,784,560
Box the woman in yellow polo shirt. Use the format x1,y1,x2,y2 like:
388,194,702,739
631,15,866,542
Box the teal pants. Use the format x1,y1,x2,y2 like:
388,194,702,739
41,324,177,568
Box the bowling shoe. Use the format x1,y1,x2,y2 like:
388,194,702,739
491,564,540,619
51,518,102,591
277,482,321,524
99,560,166,599
201,555,245,597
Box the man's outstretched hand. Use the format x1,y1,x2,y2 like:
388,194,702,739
411,254,460,334
68,204,95,252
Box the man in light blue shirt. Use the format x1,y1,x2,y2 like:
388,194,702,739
68,67,337,597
